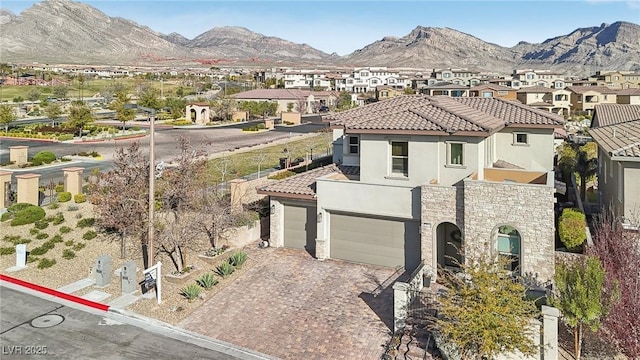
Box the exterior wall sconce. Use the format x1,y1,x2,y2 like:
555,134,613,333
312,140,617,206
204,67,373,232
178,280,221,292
270,204,276,215
317,212,323,223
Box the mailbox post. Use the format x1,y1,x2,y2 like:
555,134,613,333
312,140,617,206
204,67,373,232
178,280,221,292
95,255,111,287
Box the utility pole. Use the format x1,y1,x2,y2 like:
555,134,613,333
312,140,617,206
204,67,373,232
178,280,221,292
148,110,155,269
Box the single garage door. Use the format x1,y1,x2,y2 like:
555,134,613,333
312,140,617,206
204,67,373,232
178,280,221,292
330,213,420,270
283,204,317,255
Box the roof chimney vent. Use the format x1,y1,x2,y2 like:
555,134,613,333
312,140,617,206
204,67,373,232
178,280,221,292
612,128,617,138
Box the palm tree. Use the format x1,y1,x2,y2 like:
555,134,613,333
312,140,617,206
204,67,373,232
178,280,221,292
575,145,598,203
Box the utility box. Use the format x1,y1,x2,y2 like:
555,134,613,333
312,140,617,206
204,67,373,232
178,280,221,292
121,261,137,294
95,255,111,287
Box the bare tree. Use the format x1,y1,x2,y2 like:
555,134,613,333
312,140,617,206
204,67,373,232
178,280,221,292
253,151,267,178
91,142,149,259
156,212,206,273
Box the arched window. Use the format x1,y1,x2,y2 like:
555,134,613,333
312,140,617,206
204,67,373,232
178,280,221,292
497,225,521,274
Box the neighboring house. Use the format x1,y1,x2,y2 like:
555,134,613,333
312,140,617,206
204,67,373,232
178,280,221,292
516,86,572,115
512,69,566,88
375,85,404,100
589,104,640,229
469,84,517,100
335,67,409,93
431,68,482,86
419,82,469,97
617,88,640,105
591,70,640,89
259,95,564,284
232,89,337,114
283,70,331,90
566,86,617,115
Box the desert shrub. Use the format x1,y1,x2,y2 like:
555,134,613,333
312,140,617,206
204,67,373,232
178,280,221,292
180,283,202,301
48,202,60,209
72,242,86,251
57,191,72,203
196,273,218,290
54,184,65,193
558,208,587,249
67,204,79,211
1,247,16,255
268,170,296,180
228,251,248,268
74,193,86,203
77,218,95,228
62,249,76,260
59,226,72,234
214,261,235,278
52,213,64,225
51,234,63,243
10,205,46,226
37,258,56,269
0,213,11,222
3,235,31,245
31,151,56,165
65,240,74,246
75,213,82,219
36,233,49,240
82,230,97,240
34,220,49,230
27,255,38,263
29,228,40,235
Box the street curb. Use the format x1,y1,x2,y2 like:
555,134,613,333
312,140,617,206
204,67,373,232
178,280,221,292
0,136,59,142
0,274,110,311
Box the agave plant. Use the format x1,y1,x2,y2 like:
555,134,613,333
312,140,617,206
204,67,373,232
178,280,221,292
180,283,202,301
228,251,248,268
215,261,235,278
196,272,218,290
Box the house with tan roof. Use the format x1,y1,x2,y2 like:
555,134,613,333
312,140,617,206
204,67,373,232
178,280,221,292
259,95,564,283
590,104,640,229
516,86,572,115
469,84,517,100
232,89,338,114
617,88,640,105
566,86,617,115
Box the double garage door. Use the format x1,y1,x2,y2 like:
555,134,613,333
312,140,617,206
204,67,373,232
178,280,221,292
281,204,421,271
330,213,421,271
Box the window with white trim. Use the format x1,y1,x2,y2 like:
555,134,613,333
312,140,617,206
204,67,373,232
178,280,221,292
482,91,493,98
391,141,408,176
513,132,529,145
348,135,359,154
447,142,464,166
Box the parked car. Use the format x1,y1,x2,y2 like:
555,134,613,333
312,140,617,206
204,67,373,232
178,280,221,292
319,106,330,113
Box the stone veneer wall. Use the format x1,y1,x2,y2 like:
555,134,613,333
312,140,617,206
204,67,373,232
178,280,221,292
463,180,556,284
268,198,284,248
420,185,464,275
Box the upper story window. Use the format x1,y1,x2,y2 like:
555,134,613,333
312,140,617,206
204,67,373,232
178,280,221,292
361,71,369,77
447,142,465,166
371,79,378,85
513,81,520,87
482,91,493,98
498,90,508,95
443,73,451,78
391,141,409,176
513,132,529,145
348,136,359,154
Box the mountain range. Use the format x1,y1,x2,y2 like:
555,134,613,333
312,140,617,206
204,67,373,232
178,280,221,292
1,0,639,76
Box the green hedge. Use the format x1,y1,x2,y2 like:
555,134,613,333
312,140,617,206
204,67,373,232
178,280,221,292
9,205,46,226
57,191,72,203
74,193,87,203
558,208,587,249
31,151,56,166
54,184,65,193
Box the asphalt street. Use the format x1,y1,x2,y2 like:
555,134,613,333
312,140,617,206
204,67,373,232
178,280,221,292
0,120,327,184
0,285,271,360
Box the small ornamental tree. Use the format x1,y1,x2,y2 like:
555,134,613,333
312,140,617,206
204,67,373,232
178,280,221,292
553,256,618,360
558,208,586,249
435,254,540,360
0,104,17,132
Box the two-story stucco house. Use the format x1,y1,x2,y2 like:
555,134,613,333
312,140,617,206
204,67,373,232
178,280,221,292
516,86,572,115
259,96,564,283
566,86,617,115
589,104,640,229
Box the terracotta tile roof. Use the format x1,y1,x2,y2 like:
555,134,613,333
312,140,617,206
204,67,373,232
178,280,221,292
493,160,524,169
258,164,357,199
616,88,640,96
516,86,552,93
325,95,564,135
423,83,469,90
469,84,514,92
589,120,640,158
566,86,617,95
592,104,640,127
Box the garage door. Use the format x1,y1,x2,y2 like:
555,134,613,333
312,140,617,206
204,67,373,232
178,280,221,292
330,213,420,270
283,204,317,255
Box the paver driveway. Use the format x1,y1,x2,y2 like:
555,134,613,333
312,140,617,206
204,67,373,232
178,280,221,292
179,247,401,360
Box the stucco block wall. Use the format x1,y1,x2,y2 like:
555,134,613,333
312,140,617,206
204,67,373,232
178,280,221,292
463,180,555,284
420,185,464,274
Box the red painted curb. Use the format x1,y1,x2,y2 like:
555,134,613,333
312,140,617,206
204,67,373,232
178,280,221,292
0,274,110,312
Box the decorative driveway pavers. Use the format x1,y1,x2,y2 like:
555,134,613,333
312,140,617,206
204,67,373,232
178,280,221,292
179,247,401,360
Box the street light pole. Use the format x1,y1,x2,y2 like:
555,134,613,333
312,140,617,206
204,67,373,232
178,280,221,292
147,111,155,269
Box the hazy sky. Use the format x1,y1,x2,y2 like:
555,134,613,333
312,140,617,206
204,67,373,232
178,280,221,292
2,0,639,55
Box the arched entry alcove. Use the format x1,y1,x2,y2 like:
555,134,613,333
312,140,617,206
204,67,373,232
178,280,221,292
436,222,463,270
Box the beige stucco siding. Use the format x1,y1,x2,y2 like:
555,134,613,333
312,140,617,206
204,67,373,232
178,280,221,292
623,162,640,222
494,128,555,171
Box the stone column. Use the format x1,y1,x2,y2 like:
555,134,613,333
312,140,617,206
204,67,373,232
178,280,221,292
0,171,12,209
9,146,29,166
542,305,560,360
268,199,284,247
393,282,410,333
16,173,40,205
63,167,85,196
265,119,275,130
